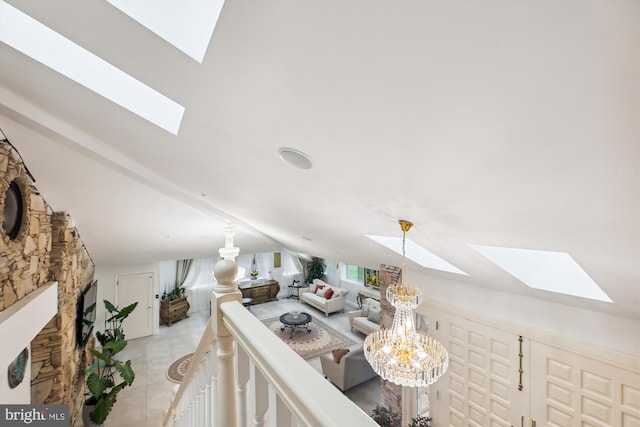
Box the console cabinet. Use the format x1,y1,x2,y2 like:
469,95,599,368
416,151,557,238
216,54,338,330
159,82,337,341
239,280,280,305
160,296,190,326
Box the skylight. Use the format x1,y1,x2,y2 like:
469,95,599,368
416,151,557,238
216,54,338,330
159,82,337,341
365,234,467,275
106,0,225,63
0,1,185,134
470,245,613,303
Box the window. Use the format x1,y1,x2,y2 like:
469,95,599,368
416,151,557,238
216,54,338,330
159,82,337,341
2,180,23,240
282,252,303,276
345,265,365,283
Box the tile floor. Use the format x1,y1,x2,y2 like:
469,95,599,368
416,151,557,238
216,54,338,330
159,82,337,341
79,297,380,427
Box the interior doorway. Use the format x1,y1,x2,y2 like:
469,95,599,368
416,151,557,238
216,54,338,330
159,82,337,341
116,272,154,340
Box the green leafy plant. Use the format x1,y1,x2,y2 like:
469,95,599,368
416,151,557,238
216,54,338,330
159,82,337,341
161,286,186,301
85,300,138,425
371,405,432,427
408,415,432,427
371,404,401,427
305,257,325,284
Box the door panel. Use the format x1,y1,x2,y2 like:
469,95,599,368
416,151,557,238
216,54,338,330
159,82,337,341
429,310,528,427
116,272,154,340
530,341,640,427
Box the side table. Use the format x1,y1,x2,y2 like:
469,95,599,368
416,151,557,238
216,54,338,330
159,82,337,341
286,280,303,299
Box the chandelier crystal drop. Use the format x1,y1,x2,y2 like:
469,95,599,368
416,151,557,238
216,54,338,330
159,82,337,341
364,220,449,387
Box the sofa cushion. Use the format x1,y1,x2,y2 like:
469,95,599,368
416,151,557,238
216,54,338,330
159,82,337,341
317,287,328,297
332,348,350,363
325,288,334,299
352,317,381,335
314,284,325,294
367,307,381,324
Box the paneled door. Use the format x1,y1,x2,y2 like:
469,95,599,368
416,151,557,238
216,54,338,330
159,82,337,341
116,272,154,340
530,340,640,427
429,310,528,427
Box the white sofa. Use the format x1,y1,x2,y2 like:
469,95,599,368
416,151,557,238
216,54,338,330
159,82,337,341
348,298,381,335
300,279,348,316
320,345,378,391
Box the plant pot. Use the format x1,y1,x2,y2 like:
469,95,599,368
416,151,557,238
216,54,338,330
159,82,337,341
82,398,102,427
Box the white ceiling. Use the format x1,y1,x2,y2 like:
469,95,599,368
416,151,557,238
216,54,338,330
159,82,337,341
0,0,637,320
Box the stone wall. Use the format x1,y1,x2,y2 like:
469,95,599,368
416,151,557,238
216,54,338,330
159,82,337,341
0,145,51,310
0,141,94,427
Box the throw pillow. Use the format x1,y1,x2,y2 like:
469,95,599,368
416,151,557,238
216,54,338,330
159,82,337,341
361,305,371,317
332,348,350,363
314,284,325,294
367,307,382,325
317,287,328,297
324,288,334,299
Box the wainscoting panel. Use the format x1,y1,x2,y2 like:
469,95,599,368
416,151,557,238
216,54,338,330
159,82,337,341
429,310,528,427
530,340,640,427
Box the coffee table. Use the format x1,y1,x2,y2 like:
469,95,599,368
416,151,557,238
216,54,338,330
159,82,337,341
279,312,312,338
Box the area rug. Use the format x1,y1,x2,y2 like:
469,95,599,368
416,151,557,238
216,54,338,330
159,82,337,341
261,315,356,360
165,316,356,382
166,353,193,383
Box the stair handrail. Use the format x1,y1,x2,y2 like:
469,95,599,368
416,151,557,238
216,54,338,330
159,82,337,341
221,300,377,427
162,318,217,426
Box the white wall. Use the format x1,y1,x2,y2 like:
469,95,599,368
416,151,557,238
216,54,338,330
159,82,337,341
94,262,163,336
413,272,640,357
0,283,57,403
159,260,177,296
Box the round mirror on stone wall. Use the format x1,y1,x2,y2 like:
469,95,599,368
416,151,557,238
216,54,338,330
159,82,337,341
2,180,24,240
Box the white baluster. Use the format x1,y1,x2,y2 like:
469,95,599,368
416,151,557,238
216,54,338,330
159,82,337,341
275,392,293,427
251,363,268,427
236,344,250,427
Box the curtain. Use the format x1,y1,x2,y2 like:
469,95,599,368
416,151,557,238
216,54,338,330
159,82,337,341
236,254,252,279
182,257,219,314
283,251,303,276
255,253,270,278
175,259,193,288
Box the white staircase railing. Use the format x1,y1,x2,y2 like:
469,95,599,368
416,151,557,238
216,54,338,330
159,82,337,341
163,318,218,427
164,298,377,427
163,257,377,427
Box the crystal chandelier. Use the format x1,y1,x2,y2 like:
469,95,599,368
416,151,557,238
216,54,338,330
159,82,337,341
364,220,449,387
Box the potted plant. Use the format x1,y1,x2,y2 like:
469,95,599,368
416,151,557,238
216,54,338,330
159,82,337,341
250,268,259,279
83,299,138,426
160,285,190,326
371,404,401,427
409,415,432,427
305,257,325,284
371,404,432,427
161,284,186,302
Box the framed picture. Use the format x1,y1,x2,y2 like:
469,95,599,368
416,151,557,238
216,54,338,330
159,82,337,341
365,268,379,288
273,252,282,268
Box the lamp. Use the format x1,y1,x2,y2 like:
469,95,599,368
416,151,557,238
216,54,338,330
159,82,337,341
364,220,448,387
219,223,240,260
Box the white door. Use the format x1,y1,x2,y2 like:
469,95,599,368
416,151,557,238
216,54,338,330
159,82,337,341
429,310,528,427
530,340,640,427
116,272,154,340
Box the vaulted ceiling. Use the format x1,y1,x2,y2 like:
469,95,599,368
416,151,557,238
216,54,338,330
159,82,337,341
0,0,638,320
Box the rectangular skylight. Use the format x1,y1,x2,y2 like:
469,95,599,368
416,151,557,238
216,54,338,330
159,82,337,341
0,1,185,134
106,0,225,63
366,234,468,275
470,245,613,303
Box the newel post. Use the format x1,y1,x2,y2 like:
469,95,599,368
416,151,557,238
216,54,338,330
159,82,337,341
212,224,242,427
